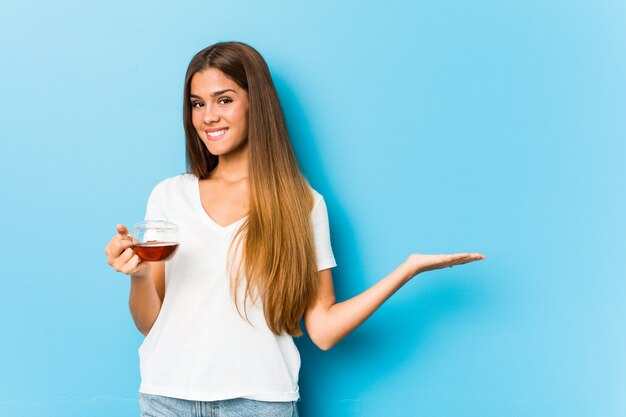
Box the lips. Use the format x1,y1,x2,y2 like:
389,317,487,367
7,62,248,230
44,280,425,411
204,128,228,142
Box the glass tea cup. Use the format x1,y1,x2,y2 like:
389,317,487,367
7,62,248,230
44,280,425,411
130,220,180,262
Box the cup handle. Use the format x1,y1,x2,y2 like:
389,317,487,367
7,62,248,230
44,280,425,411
126,232,138,247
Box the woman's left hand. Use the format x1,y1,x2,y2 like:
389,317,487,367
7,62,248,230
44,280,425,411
404,252,486,278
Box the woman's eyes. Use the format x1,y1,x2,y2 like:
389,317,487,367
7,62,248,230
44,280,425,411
191,98,232,108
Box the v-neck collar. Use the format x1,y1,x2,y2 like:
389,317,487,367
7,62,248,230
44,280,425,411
193,175,248,234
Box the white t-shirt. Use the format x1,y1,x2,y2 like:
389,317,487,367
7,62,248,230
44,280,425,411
137,173,336,402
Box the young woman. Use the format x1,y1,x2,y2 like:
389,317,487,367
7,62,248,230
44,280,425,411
104,41,485,417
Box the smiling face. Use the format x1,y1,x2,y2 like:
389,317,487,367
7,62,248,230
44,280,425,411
190,68,250,158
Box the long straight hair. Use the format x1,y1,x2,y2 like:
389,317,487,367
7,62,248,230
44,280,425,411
183,42,318,336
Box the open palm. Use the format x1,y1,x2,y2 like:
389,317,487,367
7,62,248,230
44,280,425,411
406,253,486,277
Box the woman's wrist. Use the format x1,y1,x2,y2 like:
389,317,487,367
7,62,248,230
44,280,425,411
130,262,152,280
400,257,421,282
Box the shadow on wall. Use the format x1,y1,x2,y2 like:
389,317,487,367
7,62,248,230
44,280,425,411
296,276,486,416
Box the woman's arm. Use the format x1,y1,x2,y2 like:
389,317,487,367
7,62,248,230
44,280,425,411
129,261,165,336
303,253,485,351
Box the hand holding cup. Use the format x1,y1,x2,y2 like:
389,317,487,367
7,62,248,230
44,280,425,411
105,224,149,277
105,220,179,277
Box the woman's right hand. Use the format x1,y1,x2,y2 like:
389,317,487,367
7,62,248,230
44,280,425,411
105,224,150,278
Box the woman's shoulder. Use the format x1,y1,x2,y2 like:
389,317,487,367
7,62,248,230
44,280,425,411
149,172,197,197
308,186,326,210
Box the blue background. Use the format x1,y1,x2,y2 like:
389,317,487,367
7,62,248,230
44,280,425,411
1,1,625,416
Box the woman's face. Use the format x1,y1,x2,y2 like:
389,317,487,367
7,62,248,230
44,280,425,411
190,68,249,158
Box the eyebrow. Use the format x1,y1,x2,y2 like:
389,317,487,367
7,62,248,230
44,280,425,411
190,89,237,99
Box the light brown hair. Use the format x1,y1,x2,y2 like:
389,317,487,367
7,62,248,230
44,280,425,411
183,42,318,336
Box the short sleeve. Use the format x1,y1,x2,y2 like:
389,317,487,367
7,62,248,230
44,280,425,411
144,182,168,221
311,195,337,271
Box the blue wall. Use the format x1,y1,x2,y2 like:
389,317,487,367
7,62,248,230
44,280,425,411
1,1,625,416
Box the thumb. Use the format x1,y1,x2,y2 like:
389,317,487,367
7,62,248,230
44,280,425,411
116,224,129,235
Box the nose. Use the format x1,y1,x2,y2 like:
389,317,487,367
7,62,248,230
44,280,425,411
202,104,219,125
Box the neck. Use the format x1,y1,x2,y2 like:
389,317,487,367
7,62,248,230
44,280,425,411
211,142,250,182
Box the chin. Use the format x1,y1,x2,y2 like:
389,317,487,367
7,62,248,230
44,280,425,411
205,145,238,157
200,137,248,157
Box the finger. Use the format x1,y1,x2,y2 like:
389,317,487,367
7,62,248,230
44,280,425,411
120,254,142,275
107,235,133,262
111,245,136,270
112,249,137,274
120,247,136,263
454,258,479,266
105,224,132,257
452,254,486,266
465,253,486,261
451,253,484,261
445,253,467,264
111,248,135,272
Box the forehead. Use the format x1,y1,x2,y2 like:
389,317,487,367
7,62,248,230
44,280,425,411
190,68,242,94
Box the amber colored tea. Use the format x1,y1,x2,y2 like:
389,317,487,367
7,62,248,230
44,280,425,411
132,242,179,262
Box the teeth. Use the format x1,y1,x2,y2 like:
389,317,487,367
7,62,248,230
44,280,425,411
207,129,227,137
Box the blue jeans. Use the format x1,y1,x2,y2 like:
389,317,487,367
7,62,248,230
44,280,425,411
139,393,299,417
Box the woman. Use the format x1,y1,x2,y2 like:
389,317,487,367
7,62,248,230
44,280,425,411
104,41,485,417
